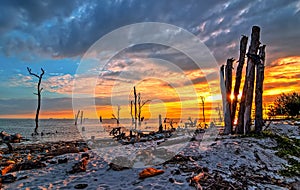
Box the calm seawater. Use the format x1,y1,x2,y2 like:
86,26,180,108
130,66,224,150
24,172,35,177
0,118,163,142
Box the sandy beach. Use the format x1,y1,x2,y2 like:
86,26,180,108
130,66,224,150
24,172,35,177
1,122,299,189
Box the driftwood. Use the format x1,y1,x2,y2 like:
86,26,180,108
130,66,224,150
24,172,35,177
255,45,266,133
243,26,261,134
27,67,44,134
232,36,248,130
223,58,234,134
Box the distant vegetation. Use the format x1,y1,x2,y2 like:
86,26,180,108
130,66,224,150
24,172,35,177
269,92,300,118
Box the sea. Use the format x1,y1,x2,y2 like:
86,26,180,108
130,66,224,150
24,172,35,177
0,118,169,142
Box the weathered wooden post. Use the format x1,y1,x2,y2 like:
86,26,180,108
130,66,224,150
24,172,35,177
130,101,134,125
80,111,84,125
134,86,137,130
138,93,141,127
75,110,80,125
236,26,260,134
243,26,261,134
255,45,266,133
231,36,248,129
220,65,226,123
199,96,205,123
158,114,163,132
223,58,234,134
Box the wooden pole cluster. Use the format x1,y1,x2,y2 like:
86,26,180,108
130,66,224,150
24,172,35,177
27,67,45,134
221,26,266,135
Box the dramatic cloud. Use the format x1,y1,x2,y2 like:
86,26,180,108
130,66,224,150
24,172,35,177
0,0,299,63
0,0,299,118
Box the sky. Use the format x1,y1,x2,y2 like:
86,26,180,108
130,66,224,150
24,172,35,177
0,0,299,120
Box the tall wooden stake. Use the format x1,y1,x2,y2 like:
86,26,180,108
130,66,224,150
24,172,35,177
220,65,226,122
231,36,248,129
243,26,261,134
27,67,45,134
199,96,205,123
158,114,163,132
134,86,137,130
80,111,83,125
223,58,233,134
75,110,80,125
130,101,134,125
255,45,266,133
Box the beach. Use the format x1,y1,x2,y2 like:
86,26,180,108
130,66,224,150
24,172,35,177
1,122,299,189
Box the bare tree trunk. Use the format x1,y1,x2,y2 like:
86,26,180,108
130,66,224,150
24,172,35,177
216,103,223,122
75,110,80,125
27,67,44,134
138,93,141,127
112,105,121,126
158,114,163,132
223,58,234,134
199,96,205,123
130,101,134,125
231,36,248,130
243,26,261,134
117,105,120,126
80,111,83,125
134,86,137,130
220,65,226,123
255,45,266,133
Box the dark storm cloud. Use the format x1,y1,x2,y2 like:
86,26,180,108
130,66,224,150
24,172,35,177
0,0,299,64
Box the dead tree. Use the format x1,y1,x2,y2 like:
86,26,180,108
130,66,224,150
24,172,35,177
231,36,248,129
138,93,150,127
80,111,84,125
255,45,266,133
215,104,223,122
130,101,134,125
223,58,234,135
27,67,44,134
131,86,150,129
199,96,205,123
220,65,226,122
134,87,137,129
158,114,163,132
112,105,121,126
243,26,261,134
74,110,80,125
236,26,260,134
